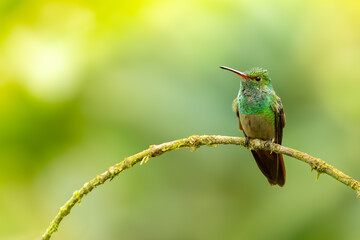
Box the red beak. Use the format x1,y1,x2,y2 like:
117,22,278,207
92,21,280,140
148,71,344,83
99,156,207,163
220,66,249,79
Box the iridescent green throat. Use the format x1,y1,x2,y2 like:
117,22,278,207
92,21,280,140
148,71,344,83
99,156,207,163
237,80,275,123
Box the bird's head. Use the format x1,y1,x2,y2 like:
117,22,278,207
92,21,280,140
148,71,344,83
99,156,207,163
220,66,271,88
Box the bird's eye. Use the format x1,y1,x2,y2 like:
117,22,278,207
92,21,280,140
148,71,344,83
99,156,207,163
254,77,261,82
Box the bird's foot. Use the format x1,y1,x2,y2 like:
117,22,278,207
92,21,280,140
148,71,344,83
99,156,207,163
265,139,274,148
245,137,250,147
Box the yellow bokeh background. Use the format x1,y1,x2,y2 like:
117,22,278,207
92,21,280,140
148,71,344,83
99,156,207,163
0,0,360,239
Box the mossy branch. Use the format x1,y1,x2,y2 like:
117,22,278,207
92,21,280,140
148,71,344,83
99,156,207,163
41,135,360,240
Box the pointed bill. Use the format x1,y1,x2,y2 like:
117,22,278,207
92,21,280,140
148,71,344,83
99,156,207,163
220,66,249,79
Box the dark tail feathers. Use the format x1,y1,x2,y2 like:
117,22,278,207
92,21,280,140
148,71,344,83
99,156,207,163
251,150,286,187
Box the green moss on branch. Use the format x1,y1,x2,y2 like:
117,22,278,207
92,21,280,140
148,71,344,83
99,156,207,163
41,135,360,240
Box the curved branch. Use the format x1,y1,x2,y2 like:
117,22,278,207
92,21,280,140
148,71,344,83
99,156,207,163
41,135,360,240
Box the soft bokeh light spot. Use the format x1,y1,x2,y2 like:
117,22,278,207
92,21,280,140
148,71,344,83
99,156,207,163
6,28,76,101
2,2,96,102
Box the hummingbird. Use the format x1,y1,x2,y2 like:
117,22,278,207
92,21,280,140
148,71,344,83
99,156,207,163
220,66,286,186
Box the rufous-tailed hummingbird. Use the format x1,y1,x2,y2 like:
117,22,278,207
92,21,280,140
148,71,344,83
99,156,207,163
220,66,286,186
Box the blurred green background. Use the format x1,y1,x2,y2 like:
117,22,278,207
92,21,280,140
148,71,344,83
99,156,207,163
1,0,360,239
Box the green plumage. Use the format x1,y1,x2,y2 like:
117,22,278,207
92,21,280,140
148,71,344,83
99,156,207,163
237,68,277,124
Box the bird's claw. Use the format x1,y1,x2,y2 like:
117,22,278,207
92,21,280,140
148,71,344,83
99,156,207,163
265,139,274,148
245,137,250,147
